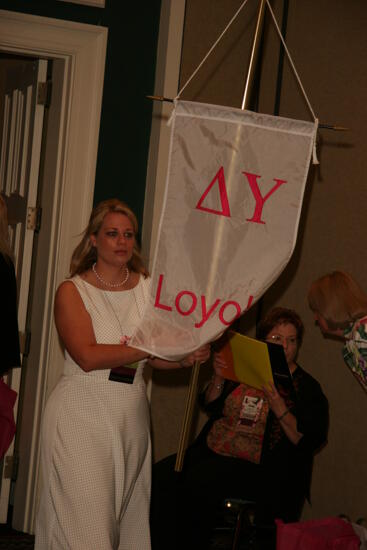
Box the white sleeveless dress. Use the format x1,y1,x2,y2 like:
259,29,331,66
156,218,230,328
35,275,152,550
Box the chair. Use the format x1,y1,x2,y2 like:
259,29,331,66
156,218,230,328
221,497,255,550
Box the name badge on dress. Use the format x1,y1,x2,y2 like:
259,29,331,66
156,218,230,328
238,395,264,427
109,365,136,384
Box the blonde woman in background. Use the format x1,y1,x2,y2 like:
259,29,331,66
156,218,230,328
35,198,210,550
308,270,367,392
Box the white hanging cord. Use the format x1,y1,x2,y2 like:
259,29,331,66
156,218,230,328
175,0,250,100
174,0,319,161
265,0,317,122
265,0,319,163
176,0,317,123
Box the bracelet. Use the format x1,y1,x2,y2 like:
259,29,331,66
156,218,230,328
277,409,289,421
210,376,224,391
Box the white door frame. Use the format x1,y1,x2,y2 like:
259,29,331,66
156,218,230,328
142,0,186,267
0,9,107,532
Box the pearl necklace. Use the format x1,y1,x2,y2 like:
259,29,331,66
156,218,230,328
92,262,129,288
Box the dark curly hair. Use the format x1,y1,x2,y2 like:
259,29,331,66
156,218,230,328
256,307,304,345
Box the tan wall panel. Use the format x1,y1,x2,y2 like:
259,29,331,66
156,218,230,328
258,0,367,521
179,0,259,106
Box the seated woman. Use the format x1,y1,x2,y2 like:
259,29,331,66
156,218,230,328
150,307,329,550
308,270,367,392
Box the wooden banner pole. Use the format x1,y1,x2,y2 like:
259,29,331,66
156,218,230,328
174,360,201,472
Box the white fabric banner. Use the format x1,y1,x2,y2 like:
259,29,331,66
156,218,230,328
131,100,317,360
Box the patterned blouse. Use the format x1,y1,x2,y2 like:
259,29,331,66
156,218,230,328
343,316,367,392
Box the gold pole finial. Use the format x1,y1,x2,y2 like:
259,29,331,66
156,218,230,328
241,0,266,110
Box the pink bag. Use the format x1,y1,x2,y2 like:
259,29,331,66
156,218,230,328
276,517,360,550
0,378,17,458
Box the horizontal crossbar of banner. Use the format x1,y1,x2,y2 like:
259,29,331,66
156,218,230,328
146,95,348,131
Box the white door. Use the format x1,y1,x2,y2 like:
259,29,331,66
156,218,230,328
0,56,47,523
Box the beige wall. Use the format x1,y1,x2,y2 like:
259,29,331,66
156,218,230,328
150,0,367,521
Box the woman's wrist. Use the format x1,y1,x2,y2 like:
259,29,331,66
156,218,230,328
209,375,224,391
277,408,289,421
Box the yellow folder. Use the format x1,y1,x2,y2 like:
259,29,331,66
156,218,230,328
218,331,274,390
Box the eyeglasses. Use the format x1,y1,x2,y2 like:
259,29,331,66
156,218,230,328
267,335,298,346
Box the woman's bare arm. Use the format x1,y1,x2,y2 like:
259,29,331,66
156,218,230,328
54,281,149,371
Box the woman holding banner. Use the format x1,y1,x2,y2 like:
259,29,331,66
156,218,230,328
35,198,210,550
151,307,328,549
308,270,367,392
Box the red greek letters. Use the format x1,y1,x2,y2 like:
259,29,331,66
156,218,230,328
243,172,286,224
196,166,231,217
195,166,286,224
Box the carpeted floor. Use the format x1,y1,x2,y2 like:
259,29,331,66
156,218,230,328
0,535,34,550
211,527,275,549
0,526,34,550
0,531,274,549
0,523,273,549
0,529,272,550
0,504,34,549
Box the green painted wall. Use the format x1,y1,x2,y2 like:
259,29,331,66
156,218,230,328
0,0,162,226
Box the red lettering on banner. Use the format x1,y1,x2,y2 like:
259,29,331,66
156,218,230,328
246,294,254,310
175,291,197,316
243,172,286,224
218,301,242,326
153,274,254,329
196,166,231,217
218,294,254,325
195,296,221,328
154,274,172,311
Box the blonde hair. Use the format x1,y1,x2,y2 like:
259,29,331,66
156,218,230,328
70,199,149,278
0,196,13,262
308,271,367,329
